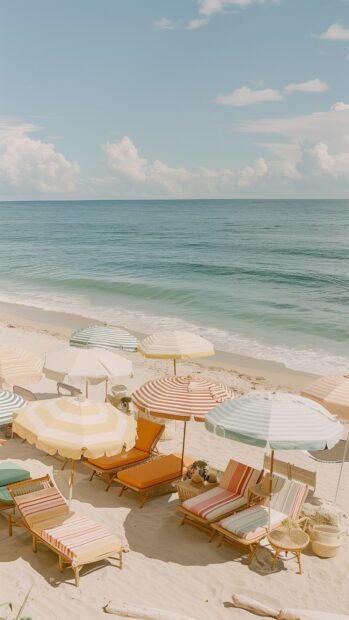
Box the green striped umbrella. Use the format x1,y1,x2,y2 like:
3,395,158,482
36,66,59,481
70,325,138,353
205,391,343,525
0,389,26,426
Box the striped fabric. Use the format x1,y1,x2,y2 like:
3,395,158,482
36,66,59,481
70,325,138,353
183,488,247,521
0,389,25,426
205,391,343,450
14,487,68,527
38,512,120,566
133,375,233,422
13,397,137,460
0,347,43,387
182,461,260,521
219,460,260,495
219,505,286,540
270,477,308,519
302,374,349,421
138,331,214,361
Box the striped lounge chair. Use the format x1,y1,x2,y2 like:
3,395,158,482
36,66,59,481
7,475,124,586
211,476,309,562
84,417,165,490
177,459,262,534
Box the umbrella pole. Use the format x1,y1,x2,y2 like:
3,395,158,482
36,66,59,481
181,421,187,477
334,429,349,504
268,449,275,532
85,380,89,399
173,359,176,375
105,378,108,398
69,459,76,508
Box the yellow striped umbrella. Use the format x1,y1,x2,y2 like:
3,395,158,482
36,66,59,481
138,331,214,374
133,374,233,470
13,396,136,503
0,347,44,388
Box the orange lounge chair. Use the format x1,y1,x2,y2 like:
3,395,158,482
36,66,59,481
8,475,124,587
177,459,262,534
84,417,165,490
116,454,188,507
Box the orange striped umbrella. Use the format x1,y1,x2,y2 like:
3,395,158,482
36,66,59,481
133,375,234,471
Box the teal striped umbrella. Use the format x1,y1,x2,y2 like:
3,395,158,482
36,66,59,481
70,325,138,353
205,391,343,523
0,389,26,426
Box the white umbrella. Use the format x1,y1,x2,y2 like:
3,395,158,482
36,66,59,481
0,347,44,388
70,325,138,352
205,391,343,529
44,347,133,397
139,330,214,373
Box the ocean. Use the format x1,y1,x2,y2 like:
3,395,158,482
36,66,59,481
0,199,348,374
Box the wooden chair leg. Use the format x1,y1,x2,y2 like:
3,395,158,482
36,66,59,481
180,514,187,526
208,529,216,543
8,514,13,537
119,551,123,570
106,476,114,491
139,491,147,508
247,543,259,565
119,485,126,497
89,470,96,482
296,551,302,575
58,555,64,573
216,533,224,548
32,535,37,553
73,566,81,587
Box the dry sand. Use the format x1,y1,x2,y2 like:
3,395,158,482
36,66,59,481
0,304,348,620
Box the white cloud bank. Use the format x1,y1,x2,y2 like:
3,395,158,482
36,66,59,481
100,136,269,196
216,79,328,107
318,23,349,41
284,79,328,94
0,122,80,194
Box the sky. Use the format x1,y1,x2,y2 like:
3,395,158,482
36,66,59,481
0,0,348,200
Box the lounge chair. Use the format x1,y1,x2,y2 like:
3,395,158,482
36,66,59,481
0,461,31,512
211,476,309,562
57,382,82,397
84,417,165,490
7,475,124,587
116,454,188,507
177,459,262,534
13,386,38,401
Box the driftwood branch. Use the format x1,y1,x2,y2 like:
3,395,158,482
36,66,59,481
103,603,198,620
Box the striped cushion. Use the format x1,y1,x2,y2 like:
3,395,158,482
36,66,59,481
219,505,286,540
14,487,68,527
270,478,308,519
36,512,121,567
182,487,247,522
219,460,260,496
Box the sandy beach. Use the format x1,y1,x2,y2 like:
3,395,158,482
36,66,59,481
0,302,348,620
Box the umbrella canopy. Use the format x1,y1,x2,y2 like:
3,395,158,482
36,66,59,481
44,347,133,396
0,389,26,426
138,331,214,373
133,374,233,422
70,325,138,353
0,347,44,387
13,397,136,460
302,374,349,420
205,391,343,451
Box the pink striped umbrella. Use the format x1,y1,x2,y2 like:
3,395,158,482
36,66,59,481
132,375,234,471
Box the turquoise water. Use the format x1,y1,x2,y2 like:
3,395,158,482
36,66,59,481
0,199,348,373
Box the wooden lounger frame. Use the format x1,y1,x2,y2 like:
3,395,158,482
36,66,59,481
7,475,123,587
117,474,182,508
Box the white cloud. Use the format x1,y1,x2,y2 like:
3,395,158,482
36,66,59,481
186,17,209,30
100,136,268,196
0,121,79,193
331,101,349,111
284,78,328,94
215,86,283,106
153,18,177,30
312,142,349,178
318,23,349,41
102,136,147,182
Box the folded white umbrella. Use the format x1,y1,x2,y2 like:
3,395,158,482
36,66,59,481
44,347,133,397
138,330,214,374
0,347,44,388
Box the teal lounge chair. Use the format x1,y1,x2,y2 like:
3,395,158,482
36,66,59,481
0,462,31,510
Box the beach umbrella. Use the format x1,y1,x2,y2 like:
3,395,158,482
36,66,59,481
205,391,343,529
70,325,138,353
44,347,133,397
302,374,349,502
0,389,26,426
0,347,44,388
13,396,137,504
138,331,214,374
132,374,233,471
